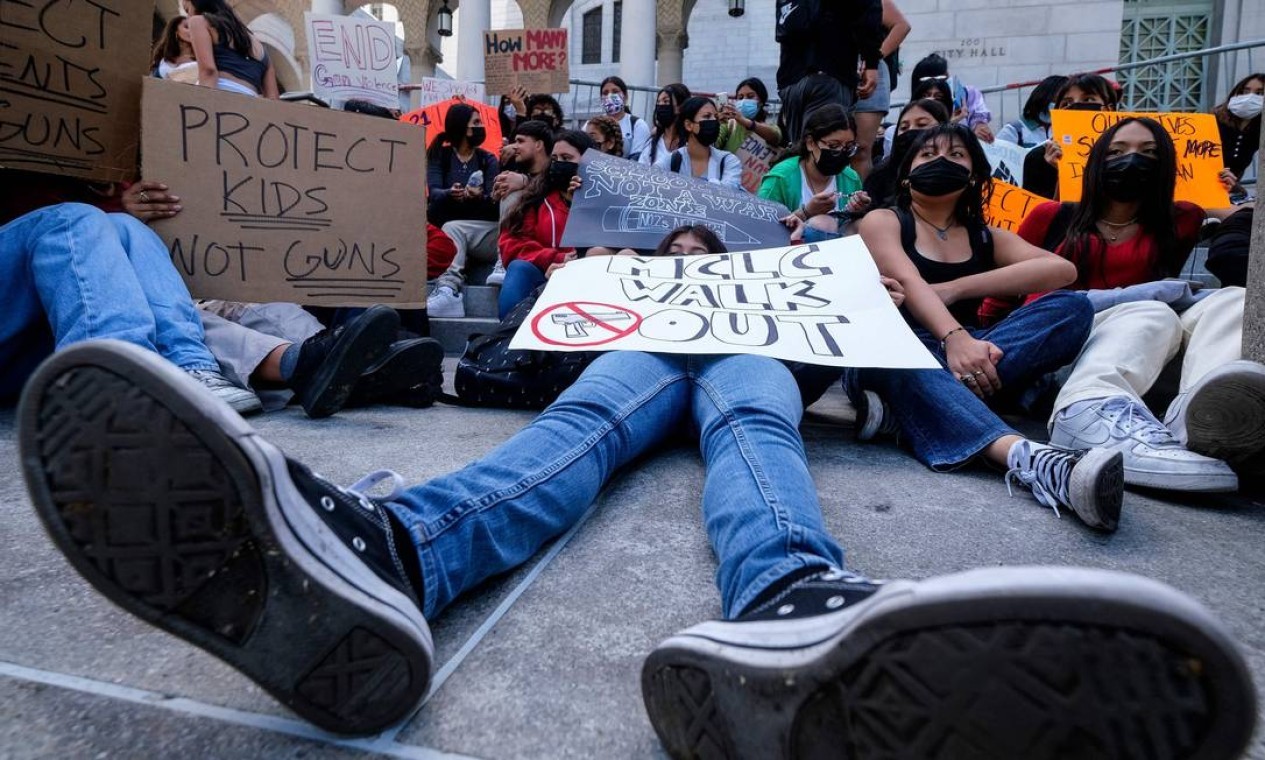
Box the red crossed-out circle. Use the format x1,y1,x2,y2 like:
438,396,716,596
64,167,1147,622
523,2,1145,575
531,301,644,347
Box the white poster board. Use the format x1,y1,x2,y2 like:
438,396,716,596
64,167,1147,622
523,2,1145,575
981,139,1029,187
417,77,486,107
509,238,940,369
305,13,399,109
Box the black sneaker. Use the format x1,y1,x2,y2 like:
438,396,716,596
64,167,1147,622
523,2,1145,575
642,566,1256,759
854,389,900,443
345,338,445,409
290,306,400,418
19,340,433,736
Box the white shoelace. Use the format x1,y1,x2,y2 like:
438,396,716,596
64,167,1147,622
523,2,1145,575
1098,397,1174,446
1006,443,1075,518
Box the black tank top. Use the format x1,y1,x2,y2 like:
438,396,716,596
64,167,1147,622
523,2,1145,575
895,207,994,327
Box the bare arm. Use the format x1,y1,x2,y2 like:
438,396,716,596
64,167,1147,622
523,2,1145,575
931,226,1077,305
188,16,219,90
879,0,911,57
261,50,280,99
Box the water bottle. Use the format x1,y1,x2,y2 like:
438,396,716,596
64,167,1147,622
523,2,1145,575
466,170,484,191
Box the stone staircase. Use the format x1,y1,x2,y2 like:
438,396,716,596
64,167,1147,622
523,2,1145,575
428,261,503,354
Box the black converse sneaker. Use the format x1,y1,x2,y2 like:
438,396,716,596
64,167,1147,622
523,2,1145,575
854,390,900,442
642,566,1256,760
344,338,445,409
1006,440,1124,532
19,340,433,736
290,306,400,419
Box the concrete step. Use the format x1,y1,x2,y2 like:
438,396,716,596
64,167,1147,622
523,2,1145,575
429,316,501,354
428,284,501,319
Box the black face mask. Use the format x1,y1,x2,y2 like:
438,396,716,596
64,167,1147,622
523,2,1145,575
548,160,579,189
468,126,487,147
1064,102,1106,112
813,146,852,177
1102,152,1157,202
907,157,972,196
654,104,676,128
890,129,926,165
694,119,720,146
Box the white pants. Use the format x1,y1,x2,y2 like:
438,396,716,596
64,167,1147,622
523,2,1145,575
436,219,500,287
198,301,324,408
1051,287,1245,424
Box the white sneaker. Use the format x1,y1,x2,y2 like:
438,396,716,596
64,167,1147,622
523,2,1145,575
1005,440,1123,531
185,368,262,416
484,258,507,286
1051,396,1237,492
426,284,465,318
1165,360,1265,464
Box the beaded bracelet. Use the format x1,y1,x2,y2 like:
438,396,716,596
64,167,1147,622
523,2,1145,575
940,326,966,351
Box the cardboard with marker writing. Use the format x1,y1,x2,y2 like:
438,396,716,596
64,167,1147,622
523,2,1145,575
509,237,940,369
1051,110,1231,208
985,181,1047,233
483,28,569,96
142,78,427,306
735,132,777,194
0,0,152,182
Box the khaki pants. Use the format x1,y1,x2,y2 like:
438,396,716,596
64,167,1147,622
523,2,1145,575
435,219,499,289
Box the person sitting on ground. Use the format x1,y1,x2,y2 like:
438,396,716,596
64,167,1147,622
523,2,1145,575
182,0,278,98
759,105,869,242
150,16,198,83
424,104,504,318
846,123,1120,531
1023,73,1121,199
584,114,625,157
879,77,953,158
850,0,912,178
496,130,594,318
716,77,784,154
655,97,743,190
598,75,651,160
864,98,950,208
996,75,1069,148
1005,117,1264,492
1205,205,1254,287
20,319,1255,759
639,83,691,167
910,53,992,142
1212,73,1262,200
491,120,554,206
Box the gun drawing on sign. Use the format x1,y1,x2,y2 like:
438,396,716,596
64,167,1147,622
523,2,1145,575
551,310,632,338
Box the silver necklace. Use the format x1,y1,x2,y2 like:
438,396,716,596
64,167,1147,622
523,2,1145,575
912,208,954,240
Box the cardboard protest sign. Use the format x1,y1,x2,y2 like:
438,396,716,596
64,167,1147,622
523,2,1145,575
483,28,569,96
985,181,1049,233
509,237,940,369
1051,110,1231,208
981,139,1028,187
0,0,151,182
418,77,486,107
306,13,399,110
401,98,503,150
561,150,792,252
735,132,777,194
142,79,426,306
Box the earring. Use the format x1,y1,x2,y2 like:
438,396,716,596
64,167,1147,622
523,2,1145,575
900,179,910,188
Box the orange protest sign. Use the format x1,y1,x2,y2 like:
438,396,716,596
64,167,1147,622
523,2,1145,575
400,99,503,151
985,182,1049,233
1051,110,1231,208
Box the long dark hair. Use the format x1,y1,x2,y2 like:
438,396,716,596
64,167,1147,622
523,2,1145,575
151,17,187,71
897,98,950,129
1062,117,1181,281
674,96,714,147
911,79,953,110
649,83,691,161
895,123,992,227
502,130,593,238
1213,72,1265,124
187,0,254,58
1023,75,1069,123
1054,73,1119,109
735,77,770,123
586,115,624,156
600,75,631,113
653,225,727,256
866,100,951,209
775,103,855,167
425,103,477,160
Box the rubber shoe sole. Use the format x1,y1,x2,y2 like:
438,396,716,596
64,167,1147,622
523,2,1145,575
1067,448,1124,531
1183,361,1265,465
19,341,433,736
643,566,1256,760
346,338,445,409
298,305,399,419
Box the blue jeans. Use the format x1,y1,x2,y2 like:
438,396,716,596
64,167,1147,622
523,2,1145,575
0,204,217,401
498,259,547,319
844,291,1093,470
385,352,845,620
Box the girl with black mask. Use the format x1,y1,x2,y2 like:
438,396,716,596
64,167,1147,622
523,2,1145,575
639,83,691,166
655,97,744,189
864,98,950,209
846,123,1118,528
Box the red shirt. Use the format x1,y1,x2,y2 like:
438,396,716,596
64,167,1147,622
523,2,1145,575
497,190,575,272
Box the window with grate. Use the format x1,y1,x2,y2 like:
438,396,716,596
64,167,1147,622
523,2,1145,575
613,2,622,63
1118,0,1214,111
582,8,603,64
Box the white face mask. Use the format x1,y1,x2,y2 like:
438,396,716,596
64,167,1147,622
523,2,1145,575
1228,93,1263,119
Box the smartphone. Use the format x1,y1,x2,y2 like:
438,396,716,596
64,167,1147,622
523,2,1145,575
716,92,729,107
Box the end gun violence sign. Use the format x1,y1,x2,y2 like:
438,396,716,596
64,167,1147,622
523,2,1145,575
142,78,427,306
509,237,941,369
305,13,399,110
0,0,153,182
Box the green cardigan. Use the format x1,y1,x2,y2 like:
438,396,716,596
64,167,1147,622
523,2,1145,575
757,157,862,212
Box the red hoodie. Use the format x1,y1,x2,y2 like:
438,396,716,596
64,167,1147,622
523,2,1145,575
497,190,575,272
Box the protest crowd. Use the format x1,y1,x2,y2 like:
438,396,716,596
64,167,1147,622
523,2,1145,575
4,0,1263,756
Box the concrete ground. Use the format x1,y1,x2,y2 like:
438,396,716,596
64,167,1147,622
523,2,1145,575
2,365,1263,759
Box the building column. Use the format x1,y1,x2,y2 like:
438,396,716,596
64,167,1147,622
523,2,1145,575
310,0,342,15
656,31,685,87
457,0,491,82
620,1,656,89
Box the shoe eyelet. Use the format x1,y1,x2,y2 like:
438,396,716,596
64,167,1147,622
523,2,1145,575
320,496,335,512
820,569,844,581
777,604,795,616
826,595,845,609
352,537,366,552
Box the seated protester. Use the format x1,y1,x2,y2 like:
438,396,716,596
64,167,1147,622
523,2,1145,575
759,104,867,242
880,77,952,157
655,97,743,190
1008,118,1263,492
424,104,503,318
491,120,554,207
864,98,950,209
716,77,784,154
639,83,691,167
996,75,1068,148
1212,73,1263,192
1024,73,1121,199
496,130,594,318
184,0,278,98
848,124,1121,531
151,16,198,83
911,53,993,142
599,75,651,160
1205,205,1253,287
584,114,625,157
520,93,565,132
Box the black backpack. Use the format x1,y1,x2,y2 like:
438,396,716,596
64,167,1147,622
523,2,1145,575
670,150,725,180
452,284,599,409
